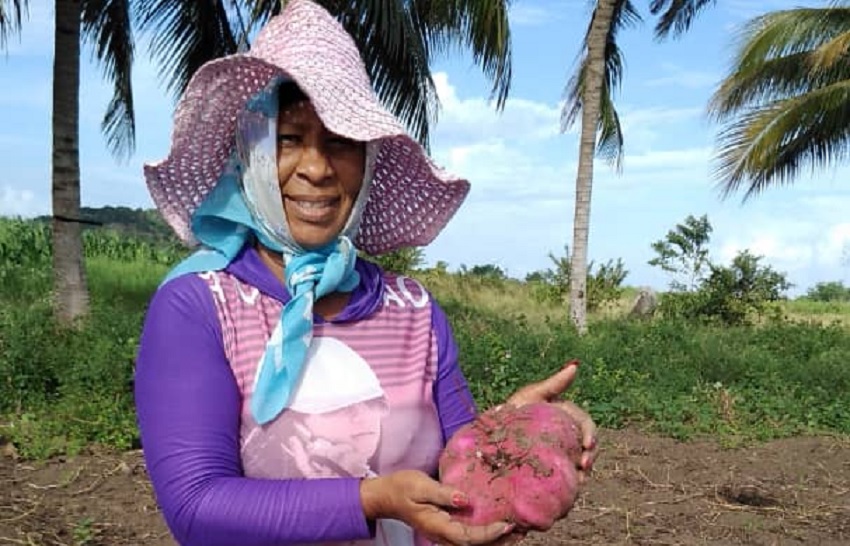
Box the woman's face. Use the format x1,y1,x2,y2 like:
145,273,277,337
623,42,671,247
276,99,366,249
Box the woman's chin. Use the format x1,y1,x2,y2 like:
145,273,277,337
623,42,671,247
290,225,343,249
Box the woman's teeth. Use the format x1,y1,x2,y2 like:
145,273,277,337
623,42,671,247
288,197,339,221
295,199,334,209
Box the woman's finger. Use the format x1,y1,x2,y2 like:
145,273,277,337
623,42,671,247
506,361,579,407
439,520,514,546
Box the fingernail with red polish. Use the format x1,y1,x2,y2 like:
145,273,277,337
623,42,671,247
452,493,469,508
563,359,580,370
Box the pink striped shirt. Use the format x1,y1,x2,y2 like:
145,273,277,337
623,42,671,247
199,268,452,545
134,248,478,546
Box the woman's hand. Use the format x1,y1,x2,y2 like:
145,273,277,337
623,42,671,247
504,360,598,481
360,469,513,546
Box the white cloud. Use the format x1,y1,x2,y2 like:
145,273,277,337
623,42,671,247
508,0,587,26
620,106,703,127
0,186,41,218
432,72,562,146
429,75,716,205
723,0,814,22
644,64,719,90
718,235,814,270
434,138,571,203
509,5,550,26
712,193,850,292
817,223,850,267
616,105,706,152
622,147,712,170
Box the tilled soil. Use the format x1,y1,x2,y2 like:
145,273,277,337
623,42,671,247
2,428,848,545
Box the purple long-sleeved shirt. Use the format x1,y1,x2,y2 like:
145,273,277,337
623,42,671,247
134,246,477,545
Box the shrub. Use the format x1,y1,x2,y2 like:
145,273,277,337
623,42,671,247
526,245,628,312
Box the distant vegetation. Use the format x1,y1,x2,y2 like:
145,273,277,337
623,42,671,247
1,211,849,459
35,206,178,243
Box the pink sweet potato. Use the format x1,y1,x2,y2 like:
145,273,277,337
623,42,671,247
438,403,582,531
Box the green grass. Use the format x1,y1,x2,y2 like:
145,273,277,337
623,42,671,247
442,298,850,443
781,298,850,328
1,217,849,459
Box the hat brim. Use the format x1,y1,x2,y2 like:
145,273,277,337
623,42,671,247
145,53,469,255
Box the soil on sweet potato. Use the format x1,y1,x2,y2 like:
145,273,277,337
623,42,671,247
2,428,848,545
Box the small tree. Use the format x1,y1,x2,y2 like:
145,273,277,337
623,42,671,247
527,245,627,311
700,250,792,325
805,281,850,303
365,247,424,275
649,214,713,291
662,250,792,325
586,257,628,311
468,264,508,280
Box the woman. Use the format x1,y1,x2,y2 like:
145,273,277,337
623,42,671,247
134,1,598,545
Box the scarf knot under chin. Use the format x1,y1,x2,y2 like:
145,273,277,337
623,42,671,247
250,237,360,425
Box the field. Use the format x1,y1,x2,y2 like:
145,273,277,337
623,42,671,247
3,430,848,545
1,218,849,545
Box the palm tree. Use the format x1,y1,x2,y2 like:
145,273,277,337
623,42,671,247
1,0,136,325
708,3,850,200
562,0,637,334
134,0,513,149
0,0,25,47
562,0,714,333
54,0,135,325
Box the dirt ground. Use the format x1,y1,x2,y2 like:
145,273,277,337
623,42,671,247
2,428,848,546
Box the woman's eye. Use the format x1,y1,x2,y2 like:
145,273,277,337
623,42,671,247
327,136,359,150
277,134,301,146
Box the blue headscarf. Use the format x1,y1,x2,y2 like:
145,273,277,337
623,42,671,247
162,76,376,425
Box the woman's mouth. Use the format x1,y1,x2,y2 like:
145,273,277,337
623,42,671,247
285,196,341,222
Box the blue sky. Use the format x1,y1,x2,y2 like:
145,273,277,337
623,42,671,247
1,0,848,294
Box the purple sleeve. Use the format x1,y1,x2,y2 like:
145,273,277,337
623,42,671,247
430,300,478,444
134,274,373,546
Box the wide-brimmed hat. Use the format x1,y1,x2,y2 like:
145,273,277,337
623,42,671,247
144,0,469,256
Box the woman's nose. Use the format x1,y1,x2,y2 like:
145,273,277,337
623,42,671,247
297,143,334,183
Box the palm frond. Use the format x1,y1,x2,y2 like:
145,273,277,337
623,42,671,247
595,88,624,168
708,49,850,118
562,0,639,167
232,0,437,146
708,7,850,122
229,0,253,51
414,0,512,109
562,56,625,168
324,0,437,147
649,0,715,39
713,80,850,200
809,28,850,71
729,7,850,71
241,0,280,44
81,0,136,160
133,0,239,98
139,0,509,147
248,0,280,26
0,0,27,48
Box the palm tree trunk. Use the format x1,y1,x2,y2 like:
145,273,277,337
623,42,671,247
52,0,88,325
569,0,617,335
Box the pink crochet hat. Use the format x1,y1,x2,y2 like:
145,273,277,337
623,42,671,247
144,0,469,255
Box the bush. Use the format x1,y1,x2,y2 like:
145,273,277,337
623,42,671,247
805,281,850,303
526,245,628,312
362,246,425,276
659,251,791,325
